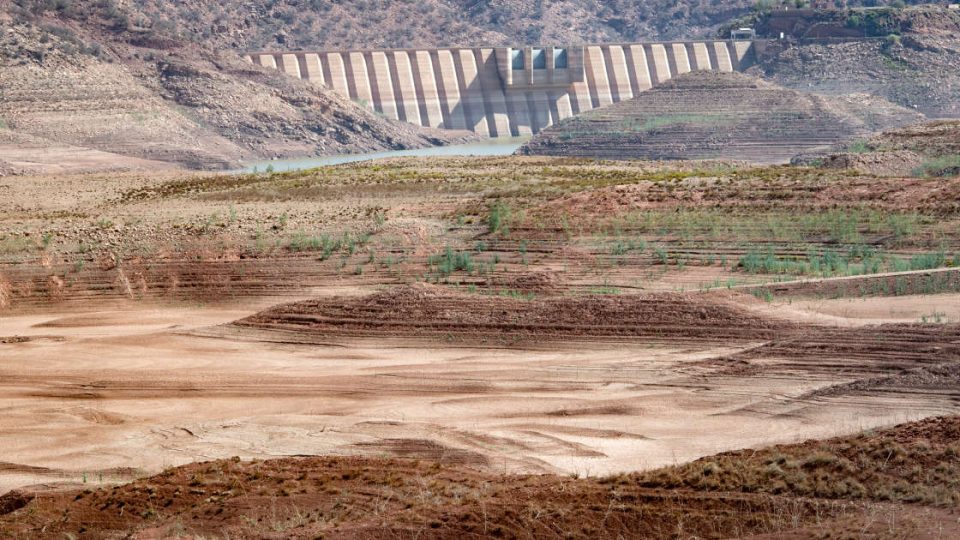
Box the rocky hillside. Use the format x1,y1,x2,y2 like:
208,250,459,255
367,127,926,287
0,2,469,172
82,0,758,49
56,0,928,51
751,37,960,119
518,71,923,163
746,6,960,119
741,3,960,40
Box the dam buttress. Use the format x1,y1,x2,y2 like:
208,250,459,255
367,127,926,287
246,41,759,137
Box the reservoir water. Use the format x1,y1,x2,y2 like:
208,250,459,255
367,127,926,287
240,137,528,173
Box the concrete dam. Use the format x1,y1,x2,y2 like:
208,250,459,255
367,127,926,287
244,41,758,138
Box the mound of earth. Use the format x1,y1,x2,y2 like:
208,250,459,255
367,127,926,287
635,415,960,506
799,120,960,177
2,416,958,539
235,283,787,344
870,120,960,157
811,362,960,399
517,71,923,164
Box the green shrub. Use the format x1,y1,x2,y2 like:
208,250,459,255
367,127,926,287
653,247,669,265
912,155,960,178
739,245,951,278
846,139,872,154
487,201,510,234
428,247,474,276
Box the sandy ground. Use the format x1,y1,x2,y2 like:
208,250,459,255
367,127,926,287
747,292,960,327
2,293,955,495
787,293,960,324
0,137,175,176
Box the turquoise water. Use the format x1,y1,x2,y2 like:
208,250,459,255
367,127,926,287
240,137,529,173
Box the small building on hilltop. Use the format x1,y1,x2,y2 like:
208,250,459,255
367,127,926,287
810,1,848,9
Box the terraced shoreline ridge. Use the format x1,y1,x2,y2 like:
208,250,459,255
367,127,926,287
3,156,960,311
233,284,789,344
518,71,924,163
796,120,960,178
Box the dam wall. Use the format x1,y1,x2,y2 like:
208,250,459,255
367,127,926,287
245,41,758,137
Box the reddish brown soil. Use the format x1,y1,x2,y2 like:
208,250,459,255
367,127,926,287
3,417,960,539
489,271,563,294
0,254,359,312
751,268,960,300
2,457,824,539
535,172,960,222
234,285,960,405
733,323,960,367
635,416,960,507
234,284,789,344
234,285,960,368
809,362,960,399
714,323,960,400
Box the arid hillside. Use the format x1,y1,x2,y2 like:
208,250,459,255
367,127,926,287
518,71,923,163
111,0,931,50
0,2,469,172
748,6,960,119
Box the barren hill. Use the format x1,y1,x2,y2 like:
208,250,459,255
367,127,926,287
0,3,468,172
517,71,923,164
751,36,960,119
